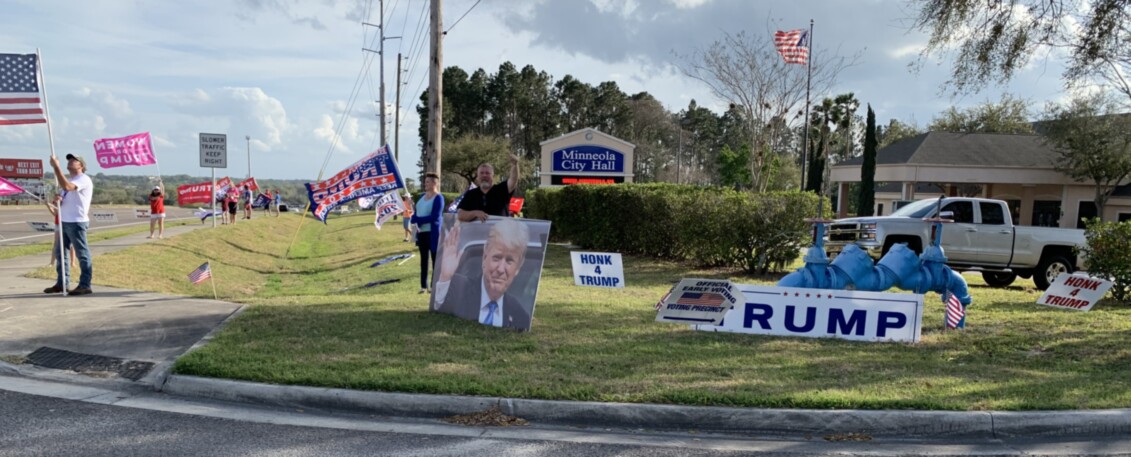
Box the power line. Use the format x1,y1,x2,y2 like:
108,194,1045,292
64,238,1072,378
445,0,481,34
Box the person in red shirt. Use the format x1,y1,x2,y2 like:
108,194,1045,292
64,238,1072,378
148,184,166,238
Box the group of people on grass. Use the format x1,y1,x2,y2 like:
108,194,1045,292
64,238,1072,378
410,153,521,299
218,186,282,225
38,147,519,301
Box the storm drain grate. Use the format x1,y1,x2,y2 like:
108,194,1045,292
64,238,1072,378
26,347,155,381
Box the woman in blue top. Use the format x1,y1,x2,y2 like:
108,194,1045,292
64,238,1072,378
410,172,444,293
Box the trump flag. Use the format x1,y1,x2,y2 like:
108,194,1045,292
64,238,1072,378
305,145,404,222
373,191,405,229
93,132,157,169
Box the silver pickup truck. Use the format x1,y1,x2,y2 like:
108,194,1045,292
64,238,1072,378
825,197,1086,290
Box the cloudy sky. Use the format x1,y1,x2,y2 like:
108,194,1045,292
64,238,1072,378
1,0,1071,181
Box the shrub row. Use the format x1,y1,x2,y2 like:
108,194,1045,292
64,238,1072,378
1081,218,1131,303
526,184,824,274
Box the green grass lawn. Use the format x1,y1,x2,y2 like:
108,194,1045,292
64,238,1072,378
30,212,1131,411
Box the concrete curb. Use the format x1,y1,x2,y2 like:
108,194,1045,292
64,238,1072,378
161,374,1131,438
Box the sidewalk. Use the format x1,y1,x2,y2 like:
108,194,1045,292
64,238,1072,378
2,226,1131,444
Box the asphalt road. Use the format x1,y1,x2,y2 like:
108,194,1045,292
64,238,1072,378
0,206,196,246
3,376,1131,457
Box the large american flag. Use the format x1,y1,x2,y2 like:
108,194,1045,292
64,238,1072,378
945,291,965,329
774,29,809,65
188,262,212,285
0,54,46,126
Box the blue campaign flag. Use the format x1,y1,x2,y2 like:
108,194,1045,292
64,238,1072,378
446,183,476,213
251,193,271,209
305,144,405,222
369,253,412,268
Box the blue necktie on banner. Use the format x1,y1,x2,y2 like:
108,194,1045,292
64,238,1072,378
484,301,498,325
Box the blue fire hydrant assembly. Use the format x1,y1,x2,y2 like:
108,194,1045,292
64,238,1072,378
777,216,972,328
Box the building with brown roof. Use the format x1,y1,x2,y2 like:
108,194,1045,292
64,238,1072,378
829,132,1131,228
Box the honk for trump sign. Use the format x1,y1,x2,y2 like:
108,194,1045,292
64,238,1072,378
93,132,157,169
1037,273,1113,312
570,251,624,288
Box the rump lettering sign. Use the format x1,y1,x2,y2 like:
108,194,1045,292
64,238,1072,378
693,285,924,343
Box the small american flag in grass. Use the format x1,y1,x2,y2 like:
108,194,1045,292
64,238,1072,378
188,262,212,285
675,292,726,307
945,291,965,329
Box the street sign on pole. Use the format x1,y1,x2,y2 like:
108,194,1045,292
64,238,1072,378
199,133,227,168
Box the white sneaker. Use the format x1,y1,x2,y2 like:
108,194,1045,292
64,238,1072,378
418,288,427,294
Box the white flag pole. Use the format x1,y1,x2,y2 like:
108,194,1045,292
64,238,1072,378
37,48,66,296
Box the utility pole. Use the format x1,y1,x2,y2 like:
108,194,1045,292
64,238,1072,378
245,135,251,178
426,0,443,176
378,0,387,147
362,2,399,149
395,52,403,165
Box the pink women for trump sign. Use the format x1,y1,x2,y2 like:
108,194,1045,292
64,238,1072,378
93,132,157,168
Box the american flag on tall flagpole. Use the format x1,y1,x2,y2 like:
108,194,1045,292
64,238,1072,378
188,262,212,285
945,291,965,329
0,54,47,126
774,29,810,65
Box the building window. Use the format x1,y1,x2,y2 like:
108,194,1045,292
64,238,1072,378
1033,200,1061,227
1077,201,1098,229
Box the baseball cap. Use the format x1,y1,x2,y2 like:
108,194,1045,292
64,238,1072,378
153,186,161,191
64,154,87,169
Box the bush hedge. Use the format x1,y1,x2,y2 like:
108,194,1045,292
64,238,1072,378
526,184,824,274
1081,218,1131,303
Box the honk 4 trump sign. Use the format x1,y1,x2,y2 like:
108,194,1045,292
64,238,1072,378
570,251,624,288
1037,273,1113,312
93,132,157,169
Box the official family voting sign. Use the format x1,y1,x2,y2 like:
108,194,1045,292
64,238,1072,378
694,285,925,343
90,211,118,223
1037,273,1113,312
570,251,624,288
27,221,53,232
655,278,744,325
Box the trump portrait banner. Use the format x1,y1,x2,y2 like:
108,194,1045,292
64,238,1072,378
691,285,925,343
429,215,552,332
93,132,157,169
305,145,404,223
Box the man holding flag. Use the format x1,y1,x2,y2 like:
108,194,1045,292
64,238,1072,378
44,154,94,295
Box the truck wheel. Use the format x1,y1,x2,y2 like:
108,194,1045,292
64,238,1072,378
1034,256,1072,290
981,272,1016,288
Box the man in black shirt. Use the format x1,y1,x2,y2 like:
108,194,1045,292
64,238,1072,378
457,154,520,222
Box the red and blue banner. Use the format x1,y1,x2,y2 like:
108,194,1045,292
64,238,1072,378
305,145,404,222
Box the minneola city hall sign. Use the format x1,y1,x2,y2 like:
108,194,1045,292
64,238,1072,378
540,128,635,186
